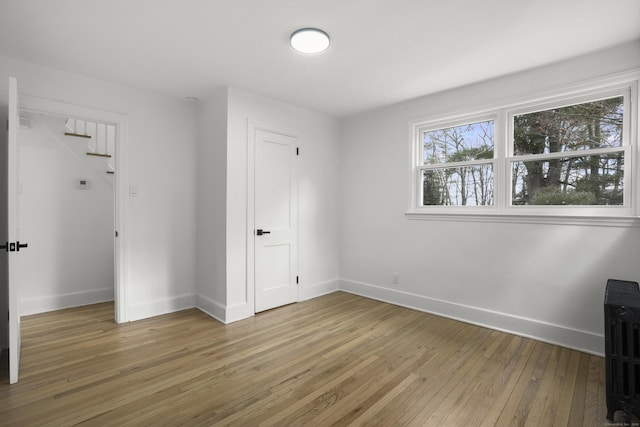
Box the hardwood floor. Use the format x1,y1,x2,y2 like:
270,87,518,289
0,292,611,426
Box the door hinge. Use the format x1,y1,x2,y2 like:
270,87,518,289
296,147,299,156
115,231,119,237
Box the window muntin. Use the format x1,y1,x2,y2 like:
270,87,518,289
412,83,635,216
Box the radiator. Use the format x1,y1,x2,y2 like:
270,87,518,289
605,279,640,422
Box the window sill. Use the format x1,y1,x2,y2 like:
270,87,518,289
405,211,640,227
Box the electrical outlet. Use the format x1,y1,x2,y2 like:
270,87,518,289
392,272,400,285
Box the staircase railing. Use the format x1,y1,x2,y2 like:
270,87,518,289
65,118,116,174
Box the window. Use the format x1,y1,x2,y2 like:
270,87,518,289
421,119,495,206
410,79,638,221
510,96,625,207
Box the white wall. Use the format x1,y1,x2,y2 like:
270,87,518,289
339,40,640,356
1,54,338,328
0,54,199,322
18,114,114,314
195,87,340,323
196,89,228,319
215,88,341,322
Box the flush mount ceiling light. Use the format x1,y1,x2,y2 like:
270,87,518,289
290,28,330,54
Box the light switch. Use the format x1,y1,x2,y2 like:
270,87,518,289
129,185,138,197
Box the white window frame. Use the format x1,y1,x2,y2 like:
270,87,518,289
414,113,498,211
407,75,640,226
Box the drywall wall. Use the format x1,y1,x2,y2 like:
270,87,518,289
339,40,640,355
0,54,198,322
18,113,114,315
220,88,341,322
196,89,228,319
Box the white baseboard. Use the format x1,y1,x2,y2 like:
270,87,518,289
225,302,253,324
21,281,601,355
127,294,196,322
21,288,114,316
196,294,226,323
195,294,252,324
300,278,339,301
195,279,341,324
339,279,604,356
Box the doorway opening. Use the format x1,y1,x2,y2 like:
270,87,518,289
17,96,128,325
19,112,117,318
1,84,128,384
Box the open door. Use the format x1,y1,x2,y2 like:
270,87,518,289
7,76,24,384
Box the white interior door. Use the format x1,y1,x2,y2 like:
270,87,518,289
254,129,298,312
7,76,22,384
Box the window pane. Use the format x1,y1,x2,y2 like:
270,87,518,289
511,154,624,206
423,120,494,164
423,164,494,206
513,96,623,155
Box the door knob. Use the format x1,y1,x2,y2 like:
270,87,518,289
256,229,271,236
0,241,29,252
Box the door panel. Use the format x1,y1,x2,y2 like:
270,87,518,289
8,76,21,384
257,141,291,228
254,129,298,312
262,244,291,291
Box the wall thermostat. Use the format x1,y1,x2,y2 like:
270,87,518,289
76,179,91,190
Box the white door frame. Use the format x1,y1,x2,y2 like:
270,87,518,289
247,121,301,314
19,95,129,323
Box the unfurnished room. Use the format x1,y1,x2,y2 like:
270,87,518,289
0,1,640,425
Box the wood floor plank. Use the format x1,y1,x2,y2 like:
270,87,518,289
0,292,607,426
444,335,529,426
478,338,537,427
505,342,555,426
567,352,590,427
404,327,497,425
530,346,566,426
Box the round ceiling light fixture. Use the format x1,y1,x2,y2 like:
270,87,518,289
290,28,330,54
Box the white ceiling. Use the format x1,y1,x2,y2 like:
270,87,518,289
0,0,638,117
